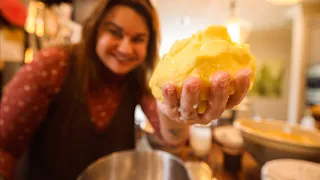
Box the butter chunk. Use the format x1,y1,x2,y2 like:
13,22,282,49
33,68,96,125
149,25,256,113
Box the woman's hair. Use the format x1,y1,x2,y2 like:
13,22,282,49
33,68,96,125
74,0,160,96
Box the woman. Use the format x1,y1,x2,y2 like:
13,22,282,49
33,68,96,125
0,0,251,179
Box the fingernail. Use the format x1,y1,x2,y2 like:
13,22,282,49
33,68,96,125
167,88,175,95
189,84,199,93
220,79,229,87
216,75,230,87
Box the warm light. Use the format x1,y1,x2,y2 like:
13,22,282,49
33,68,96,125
225,0,252,43
24,48,34,63
25,2,37,34
226,16,251,43
25,1,45,36
227,22,241,44
266,0,302,6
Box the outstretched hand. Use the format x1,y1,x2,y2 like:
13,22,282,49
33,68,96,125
157,68,252,125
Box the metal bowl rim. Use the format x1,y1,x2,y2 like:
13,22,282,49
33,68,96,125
78,150,190,178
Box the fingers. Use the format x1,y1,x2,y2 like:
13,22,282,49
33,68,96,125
226,68,251,109
202,71,230,121
158,68,251,125
179,76,201,121
161,83,180,121
163,83,178,107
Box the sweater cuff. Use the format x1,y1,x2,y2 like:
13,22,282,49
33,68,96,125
0,149,16,180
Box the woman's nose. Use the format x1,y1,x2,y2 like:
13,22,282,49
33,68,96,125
117,37,133,56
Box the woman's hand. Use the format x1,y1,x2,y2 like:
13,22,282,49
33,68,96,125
157,68,252,125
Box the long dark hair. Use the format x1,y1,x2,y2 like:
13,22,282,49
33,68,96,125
73,0,160,97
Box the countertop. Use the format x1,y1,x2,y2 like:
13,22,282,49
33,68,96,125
136,134,261,180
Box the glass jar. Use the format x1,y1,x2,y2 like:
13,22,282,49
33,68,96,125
189,125,212,158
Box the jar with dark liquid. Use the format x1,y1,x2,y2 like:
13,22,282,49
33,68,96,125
306,64,320,129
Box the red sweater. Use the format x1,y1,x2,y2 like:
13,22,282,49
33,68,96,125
0,48,160,179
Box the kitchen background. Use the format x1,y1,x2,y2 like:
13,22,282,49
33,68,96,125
1,0,320,124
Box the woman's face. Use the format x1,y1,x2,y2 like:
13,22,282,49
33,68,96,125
96,5,150,75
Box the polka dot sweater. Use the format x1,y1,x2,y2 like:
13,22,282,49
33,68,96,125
0,48,161,179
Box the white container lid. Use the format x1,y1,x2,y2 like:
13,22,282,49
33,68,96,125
261,159,320,180
213,126,243,149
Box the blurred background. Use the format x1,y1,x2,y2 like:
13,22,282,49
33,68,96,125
0,0,320,125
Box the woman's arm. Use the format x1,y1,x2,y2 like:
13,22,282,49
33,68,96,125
0,48,69,179
140,95,189,146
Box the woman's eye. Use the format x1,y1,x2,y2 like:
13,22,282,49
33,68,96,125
132,37,146,43
108,29,122,38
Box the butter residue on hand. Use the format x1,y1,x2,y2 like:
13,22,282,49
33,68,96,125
149,25,256,113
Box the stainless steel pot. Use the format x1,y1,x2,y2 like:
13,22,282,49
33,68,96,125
77,150,191,180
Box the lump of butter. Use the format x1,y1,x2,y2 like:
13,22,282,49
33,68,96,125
149,25,256,113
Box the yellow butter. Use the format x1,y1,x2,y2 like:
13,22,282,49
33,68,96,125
149,25,256,113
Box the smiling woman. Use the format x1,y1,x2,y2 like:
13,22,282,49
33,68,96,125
0,1,163,179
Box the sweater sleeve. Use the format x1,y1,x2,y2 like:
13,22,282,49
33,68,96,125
0,47,70,179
